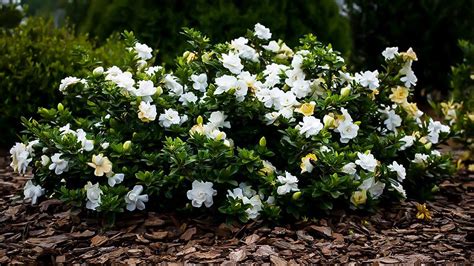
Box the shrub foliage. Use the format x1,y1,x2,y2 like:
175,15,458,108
12,25,454,222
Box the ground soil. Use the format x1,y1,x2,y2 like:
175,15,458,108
0,154,473,265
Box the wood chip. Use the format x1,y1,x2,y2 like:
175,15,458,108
229,249,247,262
90,235,109,247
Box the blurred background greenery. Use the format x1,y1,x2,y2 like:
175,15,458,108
0,0,473,147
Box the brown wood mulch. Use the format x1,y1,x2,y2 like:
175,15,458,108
0,155,473,265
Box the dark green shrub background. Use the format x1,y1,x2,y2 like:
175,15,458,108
76,0,353,64
0,16,125,147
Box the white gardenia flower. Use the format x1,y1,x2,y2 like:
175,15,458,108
243,195,263,219
105,68,135,91
226,187,263,219
388,161,406,181
380,108,402,132
342,162,357,175
427,119,450,144
159,108,181,128
23,180,44,205
291,79,311,98
59,76,84,93
187,180,217,208
208,111,231,128
41,155,50,166
256,88,283,108
264,112,280,125
431,150,441,157
84,181,102,211
163,74,184,96
179,92,198,106
48,153,69,175
10,142,32,175
400,69,417,88
262,40,280,52
276,171,299,195
382,47,399,60
413,153,429,164
355,70,379,90
391,181,407,198
145,66,162,76
134,42,153,60
230,37,259,62
399,135,415,151
298,116,323,138
254,23,272,40
125,185,149,211
107,173,124,187
320,146,331,153
134,80,157,102
359,177,385,199
101,142,110,149
336,120,359,143
76,129,94,152
221,52,244,74
138,101,157,122
275,91,298,110
215,75,238,95
190,73,208,92
355,152,378,172
227,187,244,200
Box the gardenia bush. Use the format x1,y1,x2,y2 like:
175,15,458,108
11,24,454,222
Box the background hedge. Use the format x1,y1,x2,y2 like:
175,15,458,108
0,16,124,147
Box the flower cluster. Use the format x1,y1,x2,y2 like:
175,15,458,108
12,25,454,221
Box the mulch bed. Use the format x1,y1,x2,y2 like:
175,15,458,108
0,155,473,265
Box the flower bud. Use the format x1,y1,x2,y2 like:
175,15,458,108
292,191,302,200
340,86,351,97
216,132,226,141
57,103,64,112
123,140,132,151
93,66,104,76
183,51,197,63
259,136,267,147
196,115,204,125
424,142,432,150
202,52,213,63
323,115,335,129
156,86,163,96
350,190,367,206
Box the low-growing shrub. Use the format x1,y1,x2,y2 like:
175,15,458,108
12,25,454,222
433,40,474,170
0,16,125,148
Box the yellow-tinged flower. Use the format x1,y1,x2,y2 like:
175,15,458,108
259,160,276,176
415,203,432,221
402,102,420,117
183,51,197,63
351,190,367,206
323,114,336,129
419,136,428,144
87,154,113,177
189,124,205,135
369,89,379,100
340,86,351,97
467,113,474,122
461,151,471,161
468,164,474,172
401,47,418,61
300,153,317,173
389,86,409,104
412,131,421,138
295,102,316,117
